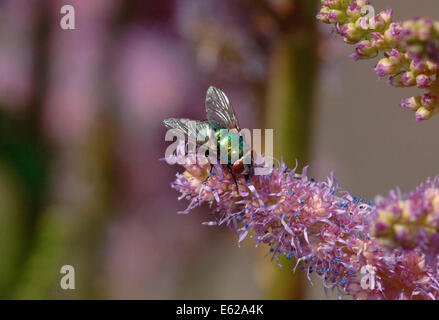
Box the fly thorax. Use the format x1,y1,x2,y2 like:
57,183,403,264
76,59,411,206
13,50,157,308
217,131,246,165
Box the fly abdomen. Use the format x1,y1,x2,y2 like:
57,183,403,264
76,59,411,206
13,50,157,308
216,130,249,165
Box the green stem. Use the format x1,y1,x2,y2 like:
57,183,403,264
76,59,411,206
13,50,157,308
266,32,317,165
263,0,319,299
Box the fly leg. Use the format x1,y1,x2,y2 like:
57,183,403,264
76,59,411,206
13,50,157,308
227,164,240,194
202,163,214,184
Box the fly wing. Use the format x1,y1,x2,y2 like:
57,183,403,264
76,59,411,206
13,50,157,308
163,118,198,138
163,118,217,156
205,86,240,131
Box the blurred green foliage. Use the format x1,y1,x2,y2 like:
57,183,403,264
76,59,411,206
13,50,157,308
0,161,26,296
0,109,51,298
11,207,70,299
264,0,319,299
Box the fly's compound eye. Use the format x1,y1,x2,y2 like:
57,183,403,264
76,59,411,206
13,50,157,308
232,161,245,175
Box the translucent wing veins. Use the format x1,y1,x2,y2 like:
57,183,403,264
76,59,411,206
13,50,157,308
205,86,240,131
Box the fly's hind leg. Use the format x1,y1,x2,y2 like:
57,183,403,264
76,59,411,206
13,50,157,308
227,164,240,194
202,163,214,184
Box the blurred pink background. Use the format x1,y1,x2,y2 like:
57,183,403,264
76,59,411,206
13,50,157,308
0,0,437,299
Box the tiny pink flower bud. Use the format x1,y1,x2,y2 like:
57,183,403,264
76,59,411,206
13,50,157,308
400,96,421,110
338,22,363,44
317,7,331,24
402,20,417,38
387,49,404,65
380,9,393,24
352,40,378,60
375,57,400,77
373,9,393,31
416,18,434,41
370,32,385,49
390,73,415,87
346,2,362,20
400,71,417,86
421,93,437,108
383,22,403,45
328,9,347,24
410,60,428,75
355,0,370,8
416,106,434,121
416,74,432,88
426,61,439,74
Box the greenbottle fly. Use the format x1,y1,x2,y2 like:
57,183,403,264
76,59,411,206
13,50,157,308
163,86,254,189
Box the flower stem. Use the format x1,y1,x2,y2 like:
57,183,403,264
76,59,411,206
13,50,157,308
263,0,319,299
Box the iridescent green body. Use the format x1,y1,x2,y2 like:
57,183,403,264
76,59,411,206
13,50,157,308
215,129,249,165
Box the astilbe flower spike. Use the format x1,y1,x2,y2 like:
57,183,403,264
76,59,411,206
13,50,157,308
317,0,439,121
170,157,439,300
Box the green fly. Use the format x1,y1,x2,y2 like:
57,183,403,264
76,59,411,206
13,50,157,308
163,86,254,188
